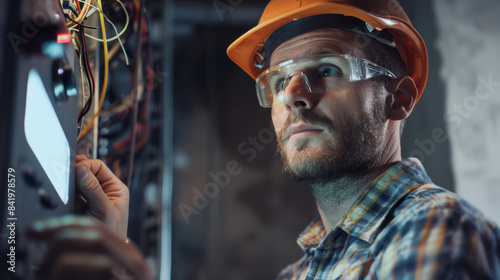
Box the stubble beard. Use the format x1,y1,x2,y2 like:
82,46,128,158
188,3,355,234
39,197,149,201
276,106,386,185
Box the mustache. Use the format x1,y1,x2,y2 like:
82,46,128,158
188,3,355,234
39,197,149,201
277,110,335,141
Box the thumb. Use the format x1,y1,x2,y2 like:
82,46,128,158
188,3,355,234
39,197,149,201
75,164,114,221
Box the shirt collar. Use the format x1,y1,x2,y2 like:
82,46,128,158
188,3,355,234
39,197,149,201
297,158,433,252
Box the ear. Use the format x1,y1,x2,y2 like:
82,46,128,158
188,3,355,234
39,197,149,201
385,75,418,121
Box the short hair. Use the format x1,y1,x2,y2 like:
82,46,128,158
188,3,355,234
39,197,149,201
365,39,408,137
366,39,407,77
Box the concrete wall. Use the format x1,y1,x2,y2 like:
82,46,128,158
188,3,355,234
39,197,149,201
433,0,500,225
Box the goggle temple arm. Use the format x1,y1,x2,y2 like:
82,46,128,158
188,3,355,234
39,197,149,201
348,56,396,81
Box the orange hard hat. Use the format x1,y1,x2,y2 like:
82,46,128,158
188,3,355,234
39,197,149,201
227,0,428,102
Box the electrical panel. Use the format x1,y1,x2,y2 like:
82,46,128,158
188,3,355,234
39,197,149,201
0,0,79,279
0,0,167,278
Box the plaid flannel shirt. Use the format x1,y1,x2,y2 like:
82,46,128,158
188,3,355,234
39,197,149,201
277,158,500,280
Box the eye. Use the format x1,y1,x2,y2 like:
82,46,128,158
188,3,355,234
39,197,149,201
317,64,341,78
272,78,286,92
270,78,286,106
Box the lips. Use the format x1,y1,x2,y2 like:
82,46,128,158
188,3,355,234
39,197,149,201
285,123,323,140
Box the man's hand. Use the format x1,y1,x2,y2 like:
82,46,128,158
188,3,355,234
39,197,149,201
75,155,129,239
27,216,151,280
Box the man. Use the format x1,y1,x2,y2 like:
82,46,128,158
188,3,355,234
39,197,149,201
29,0,500,279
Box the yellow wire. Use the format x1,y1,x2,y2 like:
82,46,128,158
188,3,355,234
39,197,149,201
77,0,109,142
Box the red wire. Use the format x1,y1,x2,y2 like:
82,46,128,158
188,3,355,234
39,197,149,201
77,25,96,119
75,0,95,118
75,0,81,12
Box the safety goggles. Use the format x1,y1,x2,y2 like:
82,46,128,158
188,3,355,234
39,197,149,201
255,54,396,108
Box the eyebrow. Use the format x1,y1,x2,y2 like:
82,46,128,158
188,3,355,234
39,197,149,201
304,48,342,57
271,48,341,66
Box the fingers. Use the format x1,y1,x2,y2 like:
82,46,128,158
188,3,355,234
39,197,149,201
75,163,116,222
75,155,129,237
75,157,127,195
76,154,88,163
28,216,151,280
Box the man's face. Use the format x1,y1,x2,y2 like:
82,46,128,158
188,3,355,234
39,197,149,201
270,29,390,183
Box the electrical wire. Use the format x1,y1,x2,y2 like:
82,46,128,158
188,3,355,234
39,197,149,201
65,14,98,29
100,14,151,117
78,66,93,121
68,5,95,121
82,24,96,97
66,1,91,28
72,0,152,184
73,0,85,137
126,0,144,187
135,12,154,151
131,0,140,12
77,0,109,142
67,4,81,21
107,10,153,152
77,25,94,123
75,0,82,12
76,0,129,43
107,40,126,61
77,49,87,138
73,0,129,65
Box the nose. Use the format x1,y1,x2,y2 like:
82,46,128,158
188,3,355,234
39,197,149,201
282,72,315,111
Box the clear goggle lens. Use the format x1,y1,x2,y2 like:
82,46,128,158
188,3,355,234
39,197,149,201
255,54,396,108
